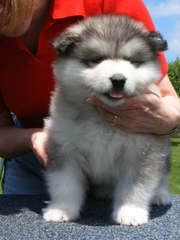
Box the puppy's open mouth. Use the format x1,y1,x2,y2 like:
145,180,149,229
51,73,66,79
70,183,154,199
104,91,125,101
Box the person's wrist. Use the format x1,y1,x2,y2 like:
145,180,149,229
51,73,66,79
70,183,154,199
153,96,180,137
155,121,180,137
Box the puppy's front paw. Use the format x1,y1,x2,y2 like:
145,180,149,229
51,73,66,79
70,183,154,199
113,205,148,226
43,206,79,222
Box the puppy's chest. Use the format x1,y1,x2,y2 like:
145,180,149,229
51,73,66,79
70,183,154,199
70,121,142,182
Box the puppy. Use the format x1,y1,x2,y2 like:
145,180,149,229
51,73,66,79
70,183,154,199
43,14,170,226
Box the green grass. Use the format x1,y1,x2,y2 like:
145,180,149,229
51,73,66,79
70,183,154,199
169,135,180,194
0,136,179,194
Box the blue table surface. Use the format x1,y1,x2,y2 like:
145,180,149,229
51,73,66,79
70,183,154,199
0,194,179,240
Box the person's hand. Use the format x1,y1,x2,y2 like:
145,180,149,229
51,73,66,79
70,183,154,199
30,129,50,167
88,94,180,135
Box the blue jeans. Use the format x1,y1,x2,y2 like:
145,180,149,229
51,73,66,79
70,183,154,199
3,152,47,194
2,115,48,195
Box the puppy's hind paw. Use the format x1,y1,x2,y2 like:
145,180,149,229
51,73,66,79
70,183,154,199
113,205,149,226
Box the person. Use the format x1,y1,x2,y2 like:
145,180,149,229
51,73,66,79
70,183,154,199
0,0,179,194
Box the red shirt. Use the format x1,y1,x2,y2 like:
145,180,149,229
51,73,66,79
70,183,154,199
0,0,168,128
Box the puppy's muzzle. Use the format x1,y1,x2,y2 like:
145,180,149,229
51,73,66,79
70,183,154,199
110,73,126,91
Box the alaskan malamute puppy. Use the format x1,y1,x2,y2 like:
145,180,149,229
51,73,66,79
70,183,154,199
43,15,170,226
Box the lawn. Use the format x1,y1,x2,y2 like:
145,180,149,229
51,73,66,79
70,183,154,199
0,136,179,194
169,135,180,194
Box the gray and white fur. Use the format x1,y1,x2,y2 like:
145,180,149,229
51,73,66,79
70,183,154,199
43,15,170,226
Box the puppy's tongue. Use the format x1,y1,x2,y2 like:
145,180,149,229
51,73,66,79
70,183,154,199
109,91,124,99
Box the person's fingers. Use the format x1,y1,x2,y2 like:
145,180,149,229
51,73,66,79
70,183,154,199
31,131,50,167
87,97,109,109
95,93,159,109
97,105,160,133
87,96,143,113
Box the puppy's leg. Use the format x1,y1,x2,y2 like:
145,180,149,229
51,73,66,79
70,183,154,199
112,149,163,226
152,168,170,206
113,182,150,226
43,161,85,222
152,148,171,206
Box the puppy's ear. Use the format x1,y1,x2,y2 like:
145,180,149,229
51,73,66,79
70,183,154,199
52,32,80,55
148,31,168,52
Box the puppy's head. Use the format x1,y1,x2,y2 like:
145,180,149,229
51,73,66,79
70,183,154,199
52,15,167,106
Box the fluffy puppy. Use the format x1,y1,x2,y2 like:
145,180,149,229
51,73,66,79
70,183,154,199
43,14,170,226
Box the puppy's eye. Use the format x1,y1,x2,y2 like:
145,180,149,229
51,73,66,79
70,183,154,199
82,57,105,67
123,57,144,67
131,60,144,67
91,57,105,64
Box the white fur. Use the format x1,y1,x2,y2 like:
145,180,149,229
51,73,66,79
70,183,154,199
82,59,161,102
112,204,148,226
53,58,161,107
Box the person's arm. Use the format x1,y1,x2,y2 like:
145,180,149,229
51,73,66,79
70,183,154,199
158,74,179,97
0,109,49,166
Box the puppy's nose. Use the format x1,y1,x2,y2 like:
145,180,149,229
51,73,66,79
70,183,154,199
110,73,126,90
